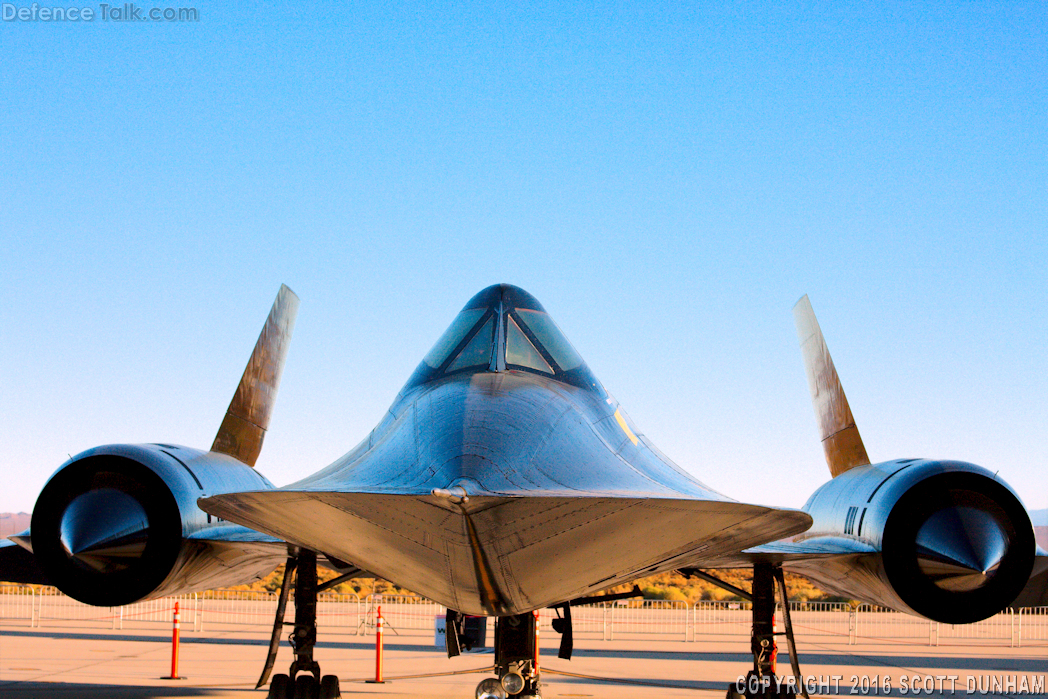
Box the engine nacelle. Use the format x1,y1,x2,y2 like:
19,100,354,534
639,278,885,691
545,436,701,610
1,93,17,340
31,444,283,607
793,459,1035,624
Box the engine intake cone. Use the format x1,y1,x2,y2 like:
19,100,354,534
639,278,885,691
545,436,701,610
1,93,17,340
60,488,150,573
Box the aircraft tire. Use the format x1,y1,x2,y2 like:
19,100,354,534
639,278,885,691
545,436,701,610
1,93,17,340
268,674,292,699
294,673,319,699
319,674,341,699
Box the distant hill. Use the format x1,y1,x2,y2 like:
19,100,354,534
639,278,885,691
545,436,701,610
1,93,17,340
0,512,31,538
1031,509,1047,550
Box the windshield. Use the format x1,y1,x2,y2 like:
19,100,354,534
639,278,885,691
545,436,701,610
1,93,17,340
422,309,486,369
447,315,496,372
403,284,604,394
512,309,583,372
506,315,553,373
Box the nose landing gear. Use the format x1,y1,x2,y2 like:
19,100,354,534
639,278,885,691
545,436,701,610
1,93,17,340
472,611,542,699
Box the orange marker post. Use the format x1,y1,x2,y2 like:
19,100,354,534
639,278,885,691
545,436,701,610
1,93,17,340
533,610,540,674
162,601,184,680
367,604,386,683
769,615,778,676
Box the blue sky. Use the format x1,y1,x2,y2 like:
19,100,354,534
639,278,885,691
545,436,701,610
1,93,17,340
1,2,1045,512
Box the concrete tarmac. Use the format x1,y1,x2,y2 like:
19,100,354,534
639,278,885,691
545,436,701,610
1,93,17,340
0,621,1043,698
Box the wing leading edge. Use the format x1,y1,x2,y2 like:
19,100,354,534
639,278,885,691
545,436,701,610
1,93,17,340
202,489,810,616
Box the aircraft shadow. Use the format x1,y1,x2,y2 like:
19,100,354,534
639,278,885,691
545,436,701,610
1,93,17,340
567,647,1046,672
0,682,257,697
0,628,433,654
4,628,1042,695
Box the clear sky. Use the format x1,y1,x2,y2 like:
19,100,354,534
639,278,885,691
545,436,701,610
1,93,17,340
1,2,1045,514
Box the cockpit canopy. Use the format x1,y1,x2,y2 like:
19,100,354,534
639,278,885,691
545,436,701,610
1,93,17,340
404,284,604,393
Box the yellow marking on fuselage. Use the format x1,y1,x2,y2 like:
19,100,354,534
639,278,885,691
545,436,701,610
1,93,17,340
614,408,638,446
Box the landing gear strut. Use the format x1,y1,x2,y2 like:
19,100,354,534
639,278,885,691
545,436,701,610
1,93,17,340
259,549,342,699
476,612,541,699
726,563,807,699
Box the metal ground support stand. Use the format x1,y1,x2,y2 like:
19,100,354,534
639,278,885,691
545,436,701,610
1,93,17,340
774,567,810,699
257,551,298,691
477,612,541,699
259,549,343,699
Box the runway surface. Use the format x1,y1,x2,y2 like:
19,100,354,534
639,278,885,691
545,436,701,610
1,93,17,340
0,621,1043,698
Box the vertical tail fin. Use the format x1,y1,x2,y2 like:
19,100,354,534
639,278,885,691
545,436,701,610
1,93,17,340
212,284,299,467
793,295,870,477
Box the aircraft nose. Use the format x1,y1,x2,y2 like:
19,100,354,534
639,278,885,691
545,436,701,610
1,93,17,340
59,488,151,573
914,505,1009,592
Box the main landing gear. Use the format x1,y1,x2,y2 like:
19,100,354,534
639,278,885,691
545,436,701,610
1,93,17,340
259,549,342,699
684,564,809,699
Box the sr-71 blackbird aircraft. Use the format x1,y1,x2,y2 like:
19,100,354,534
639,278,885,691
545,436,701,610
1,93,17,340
2,284,1045,699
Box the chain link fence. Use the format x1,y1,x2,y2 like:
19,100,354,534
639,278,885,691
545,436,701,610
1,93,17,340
1,585,1044,648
